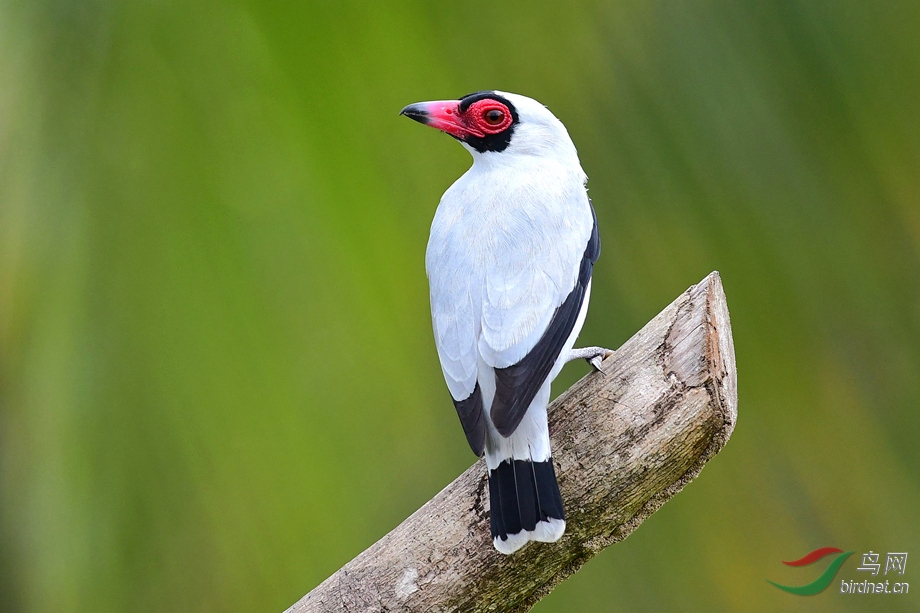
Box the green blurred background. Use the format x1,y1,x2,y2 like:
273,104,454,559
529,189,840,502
1,1,918,611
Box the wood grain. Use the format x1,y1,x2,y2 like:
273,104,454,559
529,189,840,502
286,271,737,613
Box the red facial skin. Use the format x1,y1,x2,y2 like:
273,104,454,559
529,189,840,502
407,99,512,140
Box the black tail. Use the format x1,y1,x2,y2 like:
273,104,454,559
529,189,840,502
489,458,565,544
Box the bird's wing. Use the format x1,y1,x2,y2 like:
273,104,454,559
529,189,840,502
483,202,599,437
428,253,486,456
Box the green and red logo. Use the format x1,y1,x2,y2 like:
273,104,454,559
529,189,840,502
767,547,854,595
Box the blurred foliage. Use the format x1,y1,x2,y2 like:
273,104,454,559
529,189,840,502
1,1,918,611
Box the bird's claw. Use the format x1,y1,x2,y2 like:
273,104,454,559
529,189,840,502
587,348,613,372
568,346,613,372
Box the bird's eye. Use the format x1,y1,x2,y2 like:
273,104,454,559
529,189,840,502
466,99,512,134
484,109,505,125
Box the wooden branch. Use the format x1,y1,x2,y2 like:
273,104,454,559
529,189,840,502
286,272,737,613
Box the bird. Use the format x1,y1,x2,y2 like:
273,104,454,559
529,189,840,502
400,91,610,555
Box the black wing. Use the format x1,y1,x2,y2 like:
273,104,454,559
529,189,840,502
489,205,600,437
453,382,486,456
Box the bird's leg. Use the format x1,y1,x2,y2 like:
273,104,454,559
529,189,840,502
566,346,614,371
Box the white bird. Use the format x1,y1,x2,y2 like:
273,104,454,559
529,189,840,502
401,91,610,555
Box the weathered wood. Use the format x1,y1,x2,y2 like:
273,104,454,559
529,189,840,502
286,271,737,613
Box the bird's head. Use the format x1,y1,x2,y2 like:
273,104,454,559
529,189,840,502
400,91,579,163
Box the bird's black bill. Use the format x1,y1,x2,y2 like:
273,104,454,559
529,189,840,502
399,103,430,125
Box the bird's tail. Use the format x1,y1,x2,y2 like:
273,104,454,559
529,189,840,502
489,458,566,555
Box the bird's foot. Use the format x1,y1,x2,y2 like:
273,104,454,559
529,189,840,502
567,346,614,371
